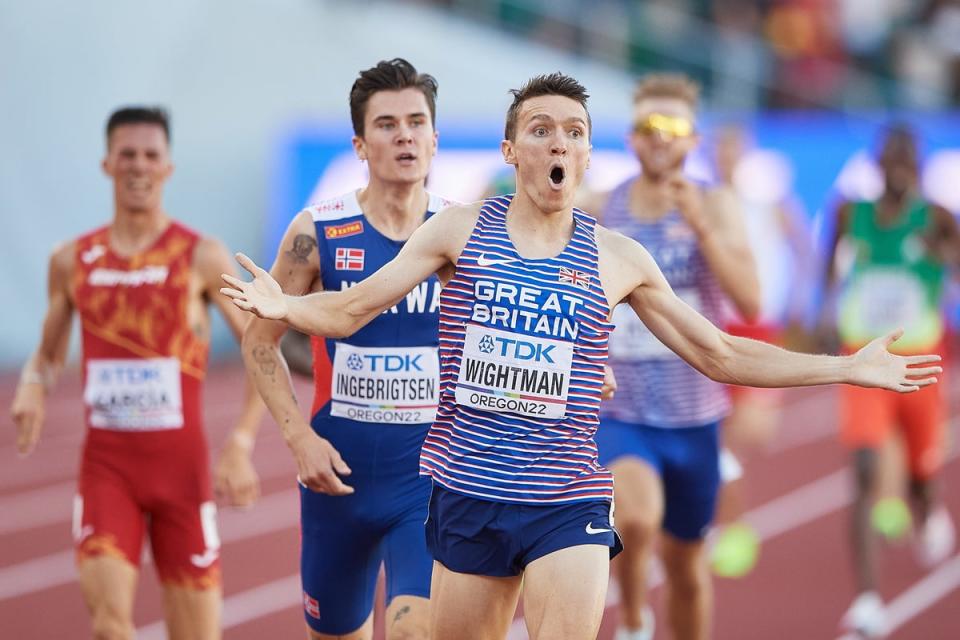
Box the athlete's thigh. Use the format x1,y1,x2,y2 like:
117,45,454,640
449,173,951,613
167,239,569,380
897,382,946,480
430,561,521,640
148,497,221,589
382,476,433,603
161,583,221,640
384,596,428,640
78,555,139,634
659,530,709,579
301,484,383,636
75,464,147,569
521,544,610,640
381,504,432,639
840,384,894,449
661,424,722,541
598,419,665,528
147,496,221,639
608,455,665,534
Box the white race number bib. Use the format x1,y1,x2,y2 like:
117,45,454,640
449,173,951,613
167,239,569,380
330,344,439,424
84,358,183,430
455,324,574,419
853,271,924,335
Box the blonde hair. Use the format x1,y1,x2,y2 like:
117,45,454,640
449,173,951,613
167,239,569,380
633,73,700,109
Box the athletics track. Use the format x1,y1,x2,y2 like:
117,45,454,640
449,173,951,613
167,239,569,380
1,362,957,639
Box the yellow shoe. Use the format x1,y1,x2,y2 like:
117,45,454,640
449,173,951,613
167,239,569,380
711,522,760,578
871,497,912,542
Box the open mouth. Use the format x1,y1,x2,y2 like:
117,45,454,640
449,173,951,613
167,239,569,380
396,152,417,163
549,165,565,186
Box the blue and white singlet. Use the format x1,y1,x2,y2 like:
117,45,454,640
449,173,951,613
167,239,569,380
419,195,615,504
600,177,730,428
307,190,451,427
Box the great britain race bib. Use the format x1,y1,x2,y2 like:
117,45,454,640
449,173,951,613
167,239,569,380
455,324,574,419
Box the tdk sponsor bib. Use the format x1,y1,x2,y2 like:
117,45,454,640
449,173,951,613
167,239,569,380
456,323,572,418
84,358,184,430
419,196,616,505
307,190,451,426
331,344,439,423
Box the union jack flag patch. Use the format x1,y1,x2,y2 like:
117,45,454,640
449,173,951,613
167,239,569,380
335,247,365,271
558,266,591,290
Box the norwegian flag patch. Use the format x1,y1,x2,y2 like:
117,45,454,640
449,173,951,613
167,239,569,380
558,266,591,290
303,591,320,619
335,247,365,271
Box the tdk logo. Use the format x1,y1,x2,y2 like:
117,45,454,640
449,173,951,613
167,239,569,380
364,354,423,372
346,354,364,371
480,336,555,363
478,335,495,354
98,366,162,384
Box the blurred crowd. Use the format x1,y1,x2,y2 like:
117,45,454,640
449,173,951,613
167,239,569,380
415,0,960,110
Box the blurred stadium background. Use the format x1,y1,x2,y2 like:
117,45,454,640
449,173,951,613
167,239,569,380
3,0,960,366
2,1,959,638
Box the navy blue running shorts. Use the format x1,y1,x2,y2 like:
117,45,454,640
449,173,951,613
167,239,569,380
595,418,721,541
425,482,622,577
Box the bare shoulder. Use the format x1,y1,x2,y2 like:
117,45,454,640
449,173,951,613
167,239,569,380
278,209,320,263
50,239,77,274
931,203,958,226
595,224,656,305
432,201,482,229
286,208,318,237
194,234,232,269
417,201,481,253
835,199,853,229
191,234,239,291
595,224,650,266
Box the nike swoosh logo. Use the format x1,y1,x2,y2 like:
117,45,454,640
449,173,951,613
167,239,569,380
585,522,611,535
476,254,517,267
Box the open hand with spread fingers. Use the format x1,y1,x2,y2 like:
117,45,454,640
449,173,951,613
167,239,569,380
220,253,288,320
850,329,942,392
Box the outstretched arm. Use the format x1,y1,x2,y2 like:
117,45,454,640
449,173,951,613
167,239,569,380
10,243,75,455
221,204,475,337
598,228,941,393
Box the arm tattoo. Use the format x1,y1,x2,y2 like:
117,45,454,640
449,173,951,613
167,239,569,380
284,233,317,264
392,605,411,624
252,344,278,377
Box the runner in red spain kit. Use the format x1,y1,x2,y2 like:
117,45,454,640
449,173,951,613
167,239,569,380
10,107,264,640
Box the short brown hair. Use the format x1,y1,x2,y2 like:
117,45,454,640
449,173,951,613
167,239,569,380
504,72,591,141
106,106,170,146
633,73,700,109
349,58,438,137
